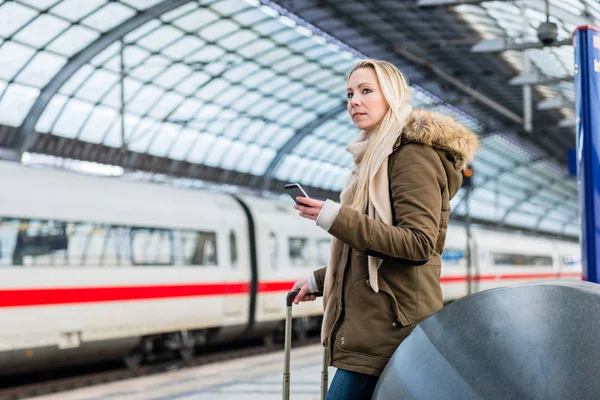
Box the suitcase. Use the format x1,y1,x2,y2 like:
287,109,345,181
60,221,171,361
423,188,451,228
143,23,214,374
283,290,328,400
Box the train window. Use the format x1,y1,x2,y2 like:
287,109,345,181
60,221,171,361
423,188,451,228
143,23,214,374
316,238,331,265
491,252,553,267
82,225,107,266
131,228,173,266
229,230,238,268
269,232,278,270
561,254,581,266
67,223,91,266
288,237,311,266
17,220,68,266
102,226,131,266
442,248,465,265
181,231,218,266
0,219,19,266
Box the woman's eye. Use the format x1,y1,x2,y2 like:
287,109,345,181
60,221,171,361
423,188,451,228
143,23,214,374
363,88,372,94
347,93,353,99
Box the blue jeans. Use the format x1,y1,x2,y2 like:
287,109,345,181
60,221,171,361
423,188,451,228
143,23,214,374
326,368,379,400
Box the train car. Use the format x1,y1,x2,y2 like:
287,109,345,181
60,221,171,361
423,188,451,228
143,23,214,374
0,160,581,376
441,226,581,300
0,160,253,374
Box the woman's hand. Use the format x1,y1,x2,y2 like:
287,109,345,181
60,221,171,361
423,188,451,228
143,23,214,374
294,197,324,221
291,278,316,304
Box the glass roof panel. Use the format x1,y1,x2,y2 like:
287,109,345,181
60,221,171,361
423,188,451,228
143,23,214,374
466,199,500,221
220,141,245,170
74,69,120,103
504,212,540,228
82,1,135,31
251,147,276,176
19,0,62,9
0,2,38,38
121,116,154,151
172,8,219,31
36,93,68,133
53,98,94,138
563,225,579,237
0,82,39,126
79,106,115,144
15,51,67,87
13,13,70,48
236,143,261,173
137,25,182,51
537,220,564,234
547,209,570,221
201,19,240,42
1,40,35,76
518,201,544,216
147,123,178,158
162,36,206,60
124,18,162,43
51,0,107,22
47,25,100,57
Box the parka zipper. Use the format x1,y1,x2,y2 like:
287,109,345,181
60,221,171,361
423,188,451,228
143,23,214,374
327,252,350,361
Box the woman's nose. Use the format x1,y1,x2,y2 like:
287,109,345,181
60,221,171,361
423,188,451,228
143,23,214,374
350,96,361,106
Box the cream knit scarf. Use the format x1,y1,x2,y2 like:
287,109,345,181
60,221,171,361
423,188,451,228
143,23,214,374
321,105,412,343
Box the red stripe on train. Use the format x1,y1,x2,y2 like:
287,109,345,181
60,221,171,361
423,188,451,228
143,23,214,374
0,272,582,308
0,283,251,308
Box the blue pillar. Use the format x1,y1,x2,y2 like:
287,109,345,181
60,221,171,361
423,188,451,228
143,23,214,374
574,26,600,282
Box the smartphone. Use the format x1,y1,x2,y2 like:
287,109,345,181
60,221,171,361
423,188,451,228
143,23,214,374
284,183,310,206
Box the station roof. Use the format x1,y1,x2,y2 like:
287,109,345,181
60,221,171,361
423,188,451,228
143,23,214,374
0,0,588,240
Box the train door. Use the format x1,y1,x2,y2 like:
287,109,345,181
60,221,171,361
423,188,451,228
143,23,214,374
224,228,246,318
259,230,281,315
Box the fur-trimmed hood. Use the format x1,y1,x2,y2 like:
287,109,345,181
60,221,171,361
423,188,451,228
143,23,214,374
400,109,479,171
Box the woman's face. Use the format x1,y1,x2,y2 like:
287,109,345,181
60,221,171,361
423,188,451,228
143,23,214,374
347,67,389,131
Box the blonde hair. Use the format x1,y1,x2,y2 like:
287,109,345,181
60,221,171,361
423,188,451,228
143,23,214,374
348,59,411,212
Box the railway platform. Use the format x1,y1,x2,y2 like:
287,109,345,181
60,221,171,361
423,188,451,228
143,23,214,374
29,344,331,400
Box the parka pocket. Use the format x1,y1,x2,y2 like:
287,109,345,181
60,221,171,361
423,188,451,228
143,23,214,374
377,277,412,327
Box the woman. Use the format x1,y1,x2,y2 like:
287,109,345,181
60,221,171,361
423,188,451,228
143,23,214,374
290,59,479,399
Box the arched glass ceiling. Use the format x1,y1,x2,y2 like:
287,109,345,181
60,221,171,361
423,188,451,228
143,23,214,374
0,0,479,174
33,0,356,176
0,0,580,238
0,0,161,126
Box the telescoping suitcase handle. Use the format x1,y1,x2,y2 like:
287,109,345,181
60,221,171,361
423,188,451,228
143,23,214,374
283,290,328,400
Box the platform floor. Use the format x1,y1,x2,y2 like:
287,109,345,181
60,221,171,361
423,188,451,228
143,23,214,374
30,344,333,400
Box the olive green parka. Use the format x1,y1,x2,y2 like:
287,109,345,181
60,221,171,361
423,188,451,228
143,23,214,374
312,109,479,376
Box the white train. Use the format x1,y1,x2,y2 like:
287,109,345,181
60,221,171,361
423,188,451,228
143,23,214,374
0,160,581,376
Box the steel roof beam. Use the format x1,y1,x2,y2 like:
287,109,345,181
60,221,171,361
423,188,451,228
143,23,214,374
393,46,523,125
472,37,572,53
524,0,595,27
537,97,571,111
10,0,194,157
509,72,574,86
255,103,347,191
559,117,576,128
417,0,488,6
419,0,596,27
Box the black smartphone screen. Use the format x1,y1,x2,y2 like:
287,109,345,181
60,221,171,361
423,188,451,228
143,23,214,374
284,183,310,205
